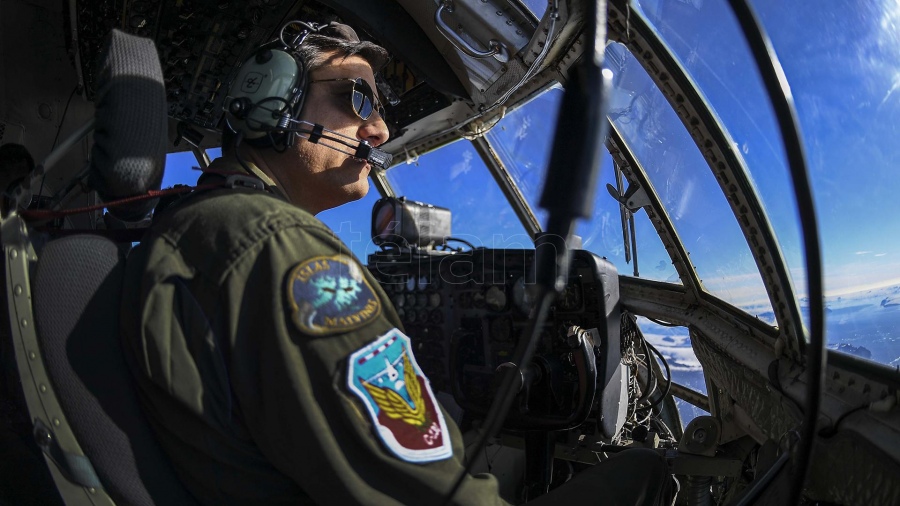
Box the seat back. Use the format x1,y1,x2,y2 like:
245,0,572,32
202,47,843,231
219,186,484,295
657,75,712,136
2,27,199,505
31,235,198,505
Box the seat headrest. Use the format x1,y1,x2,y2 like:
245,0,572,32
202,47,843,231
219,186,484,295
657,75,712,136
89,29,167,221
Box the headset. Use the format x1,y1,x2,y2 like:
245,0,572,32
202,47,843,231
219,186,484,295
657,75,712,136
224,20,392,169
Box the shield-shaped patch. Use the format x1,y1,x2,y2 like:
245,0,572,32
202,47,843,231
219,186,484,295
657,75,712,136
347,329,452,463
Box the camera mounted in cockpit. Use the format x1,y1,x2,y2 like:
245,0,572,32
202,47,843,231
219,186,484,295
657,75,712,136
371,196,452,251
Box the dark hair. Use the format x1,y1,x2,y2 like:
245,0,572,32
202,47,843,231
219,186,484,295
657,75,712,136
292,34,388,74
221,26,388,152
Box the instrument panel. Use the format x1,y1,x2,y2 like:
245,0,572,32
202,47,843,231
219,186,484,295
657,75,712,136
368,248,627,436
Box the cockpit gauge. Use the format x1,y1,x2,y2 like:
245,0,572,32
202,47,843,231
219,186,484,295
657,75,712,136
557,278,583,312
512,276,535,314
472,290,486,309
485,285,507,312
490,316,512,342
406,276,417,292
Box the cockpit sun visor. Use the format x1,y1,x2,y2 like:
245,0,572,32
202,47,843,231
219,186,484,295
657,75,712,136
372,197,451,248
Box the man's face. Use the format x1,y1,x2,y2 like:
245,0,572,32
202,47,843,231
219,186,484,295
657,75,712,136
269,52,389,214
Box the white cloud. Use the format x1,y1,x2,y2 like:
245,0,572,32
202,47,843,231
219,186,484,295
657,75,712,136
515,115,531,141
450,150,473,179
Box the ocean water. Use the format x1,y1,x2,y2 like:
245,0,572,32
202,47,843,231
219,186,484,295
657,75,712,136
819,296,900,366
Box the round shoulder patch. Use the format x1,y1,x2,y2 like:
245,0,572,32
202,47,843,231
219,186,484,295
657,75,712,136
287,255,382,335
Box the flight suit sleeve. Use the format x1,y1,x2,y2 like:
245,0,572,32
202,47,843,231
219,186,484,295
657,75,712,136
218,222,508,506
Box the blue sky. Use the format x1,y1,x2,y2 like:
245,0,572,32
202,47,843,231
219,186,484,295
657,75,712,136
637,0,900,295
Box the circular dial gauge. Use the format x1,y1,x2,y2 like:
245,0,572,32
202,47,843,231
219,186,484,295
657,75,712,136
484,285,507,312
512,276,534,314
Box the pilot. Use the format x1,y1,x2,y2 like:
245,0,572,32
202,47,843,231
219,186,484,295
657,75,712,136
121,21,673,505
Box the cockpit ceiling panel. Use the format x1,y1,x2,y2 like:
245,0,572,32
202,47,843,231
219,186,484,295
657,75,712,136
396,0,537,103
70,0,459,143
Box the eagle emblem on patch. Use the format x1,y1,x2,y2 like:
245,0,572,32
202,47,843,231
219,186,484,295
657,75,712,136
287,255,381,335
347,329,452,463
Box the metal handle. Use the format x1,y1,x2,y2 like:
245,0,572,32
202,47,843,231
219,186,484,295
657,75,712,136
434,0,507,62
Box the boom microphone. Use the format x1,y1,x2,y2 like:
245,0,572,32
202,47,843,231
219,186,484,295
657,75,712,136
292,120,393,169
228,98,394,170
354,141,393,169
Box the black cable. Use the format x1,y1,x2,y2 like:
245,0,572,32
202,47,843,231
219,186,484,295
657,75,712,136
38,85,80,208
818,403,869,437
51,86,79,150
650,415,677,442
635,337,658,406
726,2,825,505
734,451,789,506
444,237,476,251
643,341,671,412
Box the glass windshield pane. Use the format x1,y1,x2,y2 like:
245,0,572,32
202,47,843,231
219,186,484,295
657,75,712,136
606,41,774,321
384,140,532,249
634,0,900,364
486,88,680,283
520,0,548,18
581,152,680,282
485,87,561,227
162,151,202,188
316,190,383,260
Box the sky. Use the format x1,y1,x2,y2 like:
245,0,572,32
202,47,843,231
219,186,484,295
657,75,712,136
163,0,900,366
636,0,900,294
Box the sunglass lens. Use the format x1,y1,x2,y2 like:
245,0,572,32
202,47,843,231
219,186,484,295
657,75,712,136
351,87,366,118
355,78,381,120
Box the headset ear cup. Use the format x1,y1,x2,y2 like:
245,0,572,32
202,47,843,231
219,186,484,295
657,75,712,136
226,48,303,143
225,22,317,150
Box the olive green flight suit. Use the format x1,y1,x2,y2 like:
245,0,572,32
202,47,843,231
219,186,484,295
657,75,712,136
120,160,507,505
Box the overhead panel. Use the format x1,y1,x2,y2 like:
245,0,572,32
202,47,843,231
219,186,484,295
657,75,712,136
398,0,538,107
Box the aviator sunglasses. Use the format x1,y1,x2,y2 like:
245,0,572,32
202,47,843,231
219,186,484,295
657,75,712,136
308,77,386,121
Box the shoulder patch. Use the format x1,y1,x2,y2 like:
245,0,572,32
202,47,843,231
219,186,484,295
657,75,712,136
347,329,453,463
287,255,382,335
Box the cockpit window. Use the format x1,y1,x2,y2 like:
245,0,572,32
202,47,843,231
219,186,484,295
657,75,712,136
384,140,532,249
606,41,775,321
519,0,548,18
317,190,383,260
633,0,900,365
485,87,680,283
